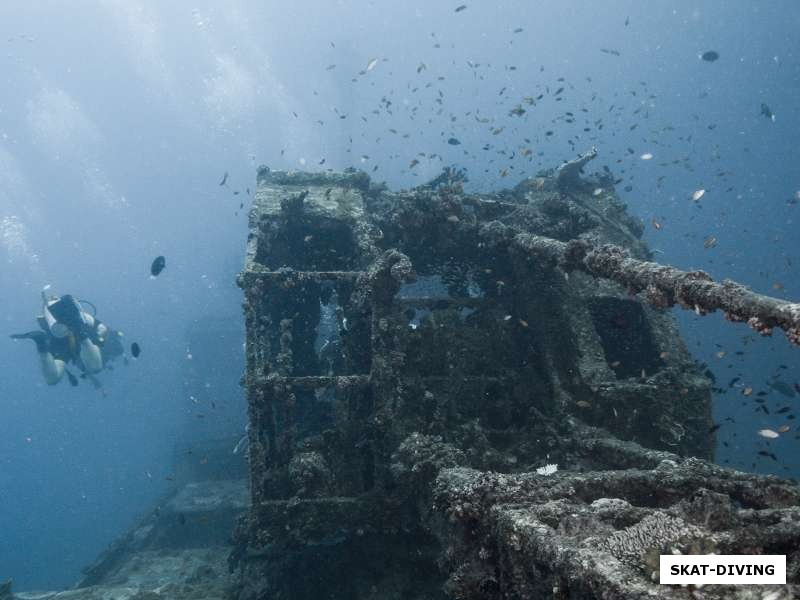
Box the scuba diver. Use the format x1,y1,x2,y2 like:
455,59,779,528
10,287,124,386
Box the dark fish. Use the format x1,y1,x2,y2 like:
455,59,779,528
760,103,775,122
219,172,228,186
708,423,721,434
447,137,461,145
766,379,796,398
454,4,467,12
66,370,78,387
757,450,778,461
150,255,166,277
701,50,719,62
179,513,186,526
131,342,141,358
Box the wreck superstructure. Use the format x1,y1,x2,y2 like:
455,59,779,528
229,149,800,599
229,155,800,600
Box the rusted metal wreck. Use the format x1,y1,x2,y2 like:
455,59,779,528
232,151,800,600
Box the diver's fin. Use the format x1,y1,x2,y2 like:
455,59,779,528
86,373,103,390
65,369,79,387
10,330,48,353
10,331,43,339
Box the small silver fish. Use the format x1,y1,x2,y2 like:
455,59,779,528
232,435,248,455
757,429,779,439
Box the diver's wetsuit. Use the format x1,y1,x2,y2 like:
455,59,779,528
11,295,122,386
47,332,74,364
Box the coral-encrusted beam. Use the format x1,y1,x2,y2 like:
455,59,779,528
480,222,800,346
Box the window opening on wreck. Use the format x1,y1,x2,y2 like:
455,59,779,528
294,385,336,439
397,272,517,378
399,272,486,298
314,283,342,376
459,306,476,321
256,215,357,271
587,297,665,379
398,274,450,298
405,307,429,330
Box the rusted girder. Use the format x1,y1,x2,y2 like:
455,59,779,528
479,222,800,346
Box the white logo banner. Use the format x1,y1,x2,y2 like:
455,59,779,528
660,555,785,585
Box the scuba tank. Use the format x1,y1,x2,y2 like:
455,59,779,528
42,290,93,338
43,299,71,338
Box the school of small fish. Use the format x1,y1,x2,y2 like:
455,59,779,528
193,5,798,475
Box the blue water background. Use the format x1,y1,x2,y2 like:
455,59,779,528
0,0,797,590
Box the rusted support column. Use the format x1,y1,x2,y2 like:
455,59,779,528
354,249,416,490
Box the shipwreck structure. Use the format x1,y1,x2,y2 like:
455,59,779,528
233,152,800,599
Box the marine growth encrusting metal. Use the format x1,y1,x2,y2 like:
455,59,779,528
232,154,800,600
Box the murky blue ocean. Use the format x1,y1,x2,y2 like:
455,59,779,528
0,0,797,593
